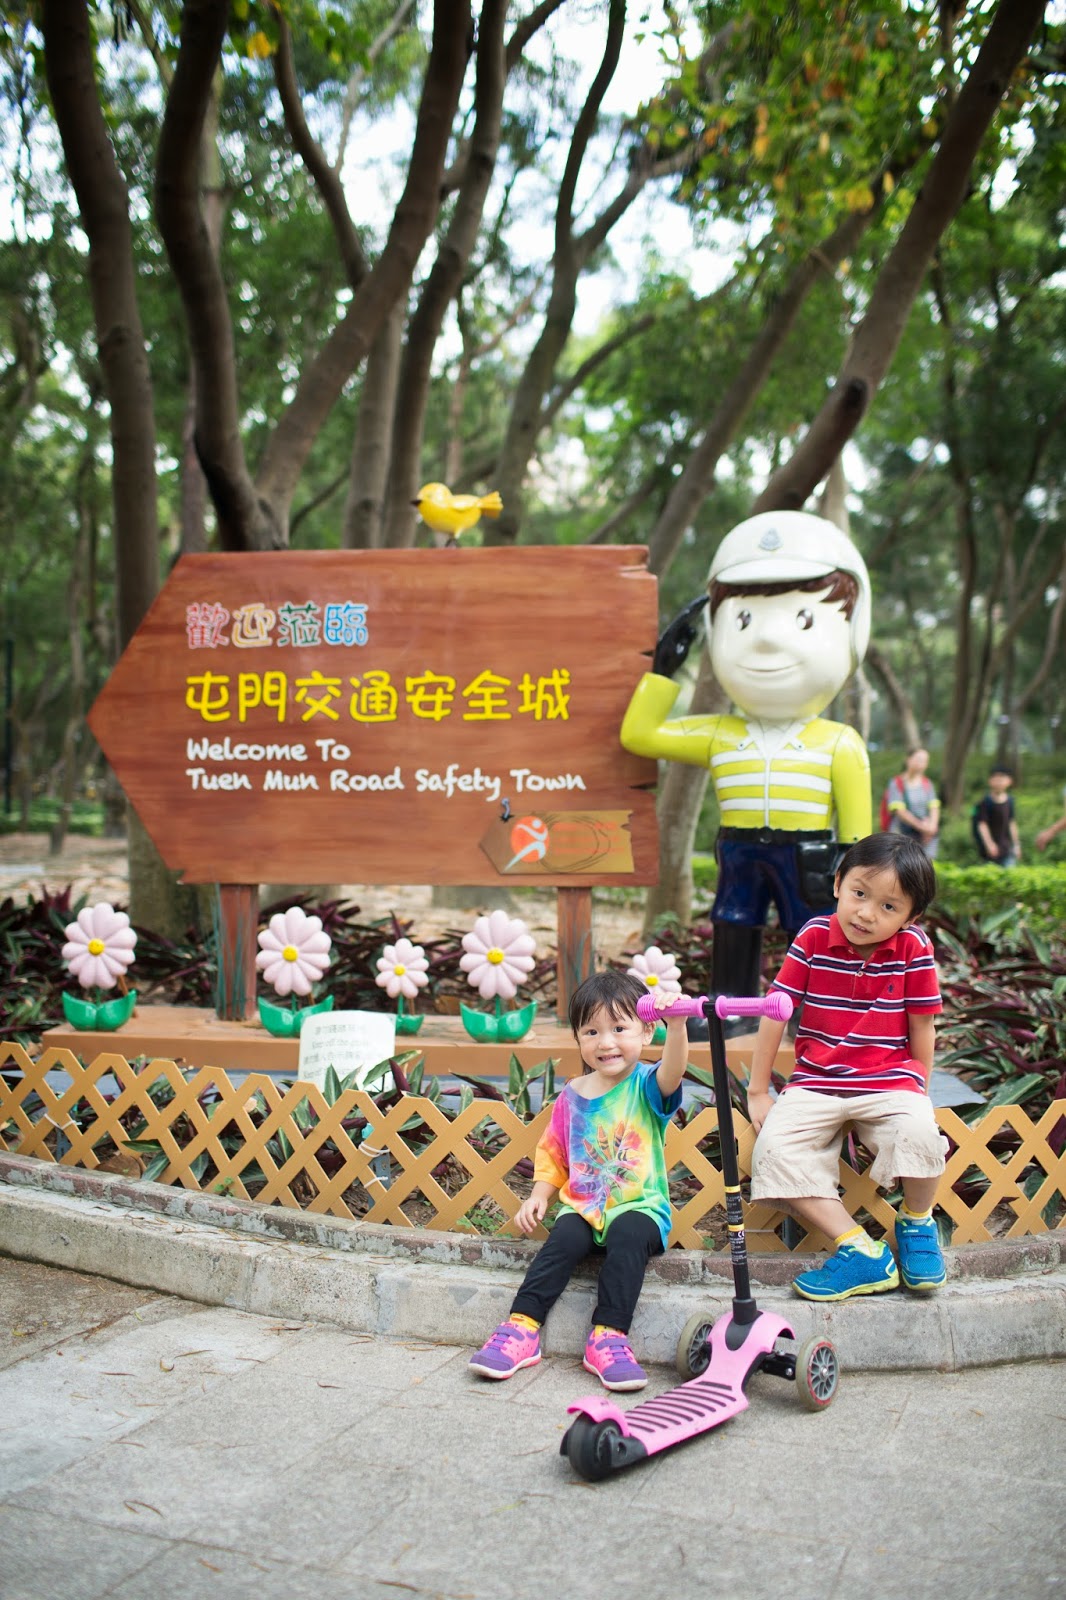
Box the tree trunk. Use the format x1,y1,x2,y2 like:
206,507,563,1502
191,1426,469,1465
49,455,93,856
342,304,405,549
642,759,707,937
42,0,160,648
180,77,226,555
866,644,921,751
127,806,200,940
43,0,180,929
156,0,279,551
491,0,659,545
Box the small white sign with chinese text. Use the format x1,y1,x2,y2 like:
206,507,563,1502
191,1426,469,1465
297,1010,396,1092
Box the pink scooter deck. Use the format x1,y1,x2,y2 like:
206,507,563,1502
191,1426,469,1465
567,1310,795,1457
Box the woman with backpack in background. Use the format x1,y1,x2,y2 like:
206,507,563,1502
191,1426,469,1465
881,747,940,860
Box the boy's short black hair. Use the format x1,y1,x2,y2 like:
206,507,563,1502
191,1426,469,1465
567,969,648,1035
990,764,1014,778
836,833,937,921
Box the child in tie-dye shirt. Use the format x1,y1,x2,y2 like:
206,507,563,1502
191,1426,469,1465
469,970,687,1392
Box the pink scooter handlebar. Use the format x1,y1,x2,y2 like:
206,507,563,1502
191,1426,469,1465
636,992,793,1024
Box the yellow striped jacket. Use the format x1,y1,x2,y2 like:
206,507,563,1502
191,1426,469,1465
620,672,871,840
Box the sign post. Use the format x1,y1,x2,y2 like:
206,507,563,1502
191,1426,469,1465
89,547,660,1021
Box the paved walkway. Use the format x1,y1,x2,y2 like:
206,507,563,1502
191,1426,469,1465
1,1257,1063,1600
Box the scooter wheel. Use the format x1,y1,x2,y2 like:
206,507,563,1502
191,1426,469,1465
795,1335,839,1410
566,1416,624,1481
675,1313,714,1377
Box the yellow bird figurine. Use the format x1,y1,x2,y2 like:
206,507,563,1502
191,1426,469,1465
412,482,503,545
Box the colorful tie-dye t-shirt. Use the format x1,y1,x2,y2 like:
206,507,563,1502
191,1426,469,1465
534,1063,681,1247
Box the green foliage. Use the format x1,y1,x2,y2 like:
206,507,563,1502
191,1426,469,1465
856,167,1066,761
452,1051,557,1122
0,799,104,836
929,904,1066,1167
661,2,938,240
933,865,1066,946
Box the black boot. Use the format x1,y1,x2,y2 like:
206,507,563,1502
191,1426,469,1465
685,924,765,1039
712,921,764,999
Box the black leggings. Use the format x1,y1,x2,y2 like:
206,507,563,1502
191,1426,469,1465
510,1210,663,1334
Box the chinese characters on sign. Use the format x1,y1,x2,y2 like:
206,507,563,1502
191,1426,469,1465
183,662,572,724
186,600,370,649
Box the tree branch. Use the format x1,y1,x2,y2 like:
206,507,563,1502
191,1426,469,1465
381,0,508,546
273,9,368,288
555,0,626,252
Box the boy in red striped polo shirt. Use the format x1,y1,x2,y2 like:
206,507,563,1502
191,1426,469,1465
747,832,946,1300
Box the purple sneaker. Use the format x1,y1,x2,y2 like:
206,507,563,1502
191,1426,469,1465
583,1328,647,1392
469,1319,541,1380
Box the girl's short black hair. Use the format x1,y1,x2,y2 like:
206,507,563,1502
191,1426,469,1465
836,832,937,920
567,969,648,1035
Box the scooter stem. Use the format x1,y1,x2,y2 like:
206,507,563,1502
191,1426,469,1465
638,990,791,1327
705,997,757,1325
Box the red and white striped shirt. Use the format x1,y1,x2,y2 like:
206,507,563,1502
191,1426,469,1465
770,913,941,1097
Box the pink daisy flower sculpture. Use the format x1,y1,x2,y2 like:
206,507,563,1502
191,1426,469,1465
375,937,430,1034
60,902,138,1030
626,945,682,999
255,907,334,1037
459,910,538,1042
626,945,682,1038
63,903,137,989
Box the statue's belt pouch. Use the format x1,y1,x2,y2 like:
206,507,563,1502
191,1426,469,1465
795,838,845,907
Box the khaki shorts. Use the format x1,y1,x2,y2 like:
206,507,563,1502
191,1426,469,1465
750,1087,947,1202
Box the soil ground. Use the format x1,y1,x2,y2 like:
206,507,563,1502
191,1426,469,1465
0,831,652,962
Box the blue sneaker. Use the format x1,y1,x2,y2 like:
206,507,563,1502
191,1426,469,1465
894,1213,946,1290
793,1243,899,1301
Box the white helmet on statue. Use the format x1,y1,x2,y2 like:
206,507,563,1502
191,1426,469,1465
706,510,871,669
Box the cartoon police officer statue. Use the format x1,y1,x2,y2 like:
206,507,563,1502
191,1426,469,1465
621,511,872,999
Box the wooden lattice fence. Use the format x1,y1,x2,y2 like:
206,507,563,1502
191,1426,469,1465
2,1043,1064,1250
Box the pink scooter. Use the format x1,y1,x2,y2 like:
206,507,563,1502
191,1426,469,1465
560,991,839,1481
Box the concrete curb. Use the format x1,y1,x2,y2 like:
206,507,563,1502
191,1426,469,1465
2,1153,1064,1372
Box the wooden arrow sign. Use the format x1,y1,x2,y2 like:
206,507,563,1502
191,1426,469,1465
87,546,660,887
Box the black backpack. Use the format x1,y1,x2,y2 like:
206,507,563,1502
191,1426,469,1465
971,802,988,858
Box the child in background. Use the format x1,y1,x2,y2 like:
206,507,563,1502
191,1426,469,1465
974,765,1022,866
469,970,686,1392
746,833,946,1301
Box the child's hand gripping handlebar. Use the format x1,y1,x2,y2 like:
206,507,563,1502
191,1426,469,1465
636,992,793,1024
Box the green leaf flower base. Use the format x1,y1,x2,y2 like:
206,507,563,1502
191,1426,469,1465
650,1021,667,1045
460,999,537,1043
61,990,138,1031
393,995,425,1035
257,994,335,1038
